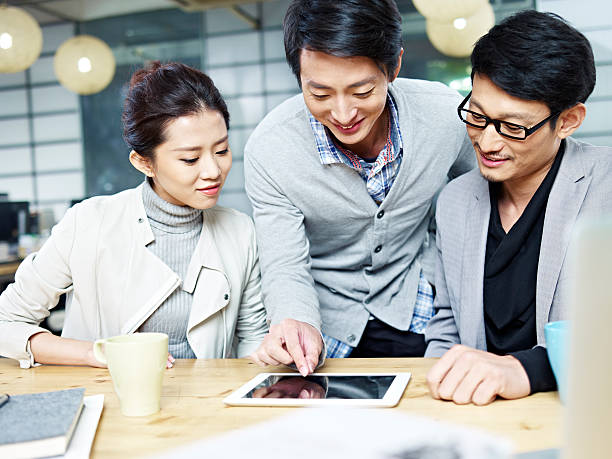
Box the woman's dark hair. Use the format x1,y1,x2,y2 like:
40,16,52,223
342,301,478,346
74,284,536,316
122,61,229,160
471,10,595,123
283,0,403,85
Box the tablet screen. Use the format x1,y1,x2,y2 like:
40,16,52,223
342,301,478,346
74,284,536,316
244,375,396,400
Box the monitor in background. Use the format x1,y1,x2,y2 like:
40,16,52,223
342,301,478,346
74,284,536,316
0,202,30,243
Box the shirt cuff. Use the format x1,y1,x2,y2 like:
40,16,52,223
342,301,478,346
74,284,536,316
510,346,557,394
19,339,43,369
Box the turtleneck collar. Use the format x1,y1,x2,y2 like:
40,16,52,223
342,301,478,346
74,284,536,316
142,179,202,234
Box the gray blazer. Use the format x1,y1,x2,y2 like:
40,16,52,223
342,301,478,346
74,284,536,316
425,137,612,357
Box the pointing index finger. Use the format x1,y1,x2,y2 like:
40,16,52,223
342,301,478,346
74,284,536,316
284,326,309,376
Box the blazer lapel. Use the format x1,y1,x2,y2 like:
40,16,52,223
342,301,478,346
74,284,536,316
537,139,590,340
460,177,490,350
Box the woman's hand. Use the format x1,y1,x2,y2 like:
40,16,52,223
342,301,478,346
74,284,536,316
167,353,175,369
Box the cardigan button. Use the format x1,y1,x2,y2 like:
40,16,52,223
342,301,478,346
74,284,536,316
377,210,385,219
224,293,229,301
137,218,143,223
374,245,382,253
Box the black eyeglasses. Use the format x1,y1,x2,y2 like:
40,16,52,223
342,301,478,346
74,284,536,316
457,91,558,140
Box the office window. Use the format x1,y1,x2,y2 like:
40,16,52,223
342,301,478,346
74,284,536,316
538,0,612,147
0,22,84,222
78,2,301,214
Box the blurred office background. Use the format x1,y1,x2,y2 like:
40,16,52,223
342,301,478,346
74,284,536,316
0,0,611,316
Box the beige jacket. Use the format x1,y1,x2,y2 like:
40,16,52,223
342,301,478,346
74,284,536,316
0,185,268,367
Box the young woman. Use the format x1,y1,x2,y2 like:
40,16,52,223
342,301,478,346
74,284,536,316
0,62,268,368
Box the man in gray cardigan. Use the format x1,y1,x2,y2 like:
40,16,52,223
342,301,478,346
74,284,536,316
425,11,612,405
244,0,474,375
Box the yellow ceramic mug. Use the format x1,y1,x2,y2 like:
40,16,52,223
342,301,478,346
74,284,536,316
93,332,168,416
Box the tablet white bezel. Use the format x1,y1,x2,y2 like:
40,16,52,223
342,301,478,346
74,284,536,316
223,372,411,407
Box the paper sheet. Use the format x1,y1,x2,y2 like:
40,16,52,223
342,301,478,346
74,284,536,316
56,394,104,459
152,407,513,459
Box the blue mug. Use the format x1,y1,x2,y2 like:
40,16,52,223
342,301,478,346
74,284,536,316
544,320,570,403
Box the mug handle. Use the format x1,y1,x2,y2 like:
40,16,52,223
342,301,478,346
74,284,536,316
93,339,108,365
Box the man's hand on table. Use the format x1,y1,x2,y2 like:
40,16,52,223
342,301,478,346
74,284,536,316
249,318,323,376
426,344,531,405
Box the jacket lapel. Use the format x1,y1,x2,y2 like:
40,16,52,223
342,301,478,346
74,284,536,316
460,177,491,350
184,211,231,332
120,185,181,334
537,139,590,340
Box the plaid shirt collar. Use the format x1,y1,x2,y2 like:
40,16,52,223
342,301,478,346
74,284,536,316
309,94,403,172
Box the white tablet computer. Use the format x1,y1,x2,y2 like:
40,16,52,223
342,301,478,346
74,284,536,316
223,372,411,407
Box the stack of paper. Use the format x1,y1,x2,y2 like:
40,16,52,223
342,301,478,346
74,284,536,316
153,407,512,459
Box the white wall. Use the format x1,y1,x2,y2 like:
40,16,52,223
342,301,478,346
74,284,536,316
537,0,612,147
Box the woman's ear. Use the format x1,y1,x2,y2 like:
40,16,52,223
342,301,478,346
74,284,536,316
129,150,155,177
556,103,586,140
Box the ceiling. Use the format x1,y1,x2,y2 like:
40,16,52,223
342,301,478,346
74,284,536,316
4,0,271,23
5,0,533,25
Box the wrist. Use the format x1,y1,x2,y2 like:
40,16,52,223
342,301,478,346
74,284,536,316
85,343,104,368
504,354,531,396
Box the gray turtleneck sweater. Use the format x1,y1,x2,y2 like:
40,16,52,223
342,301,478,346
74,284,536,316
138,180,202,358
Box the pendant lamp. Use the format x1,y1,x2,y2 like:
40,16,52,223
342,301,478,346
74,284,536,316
54,34,115,95
412,0,488,23
426,3,495,58
0,5,43,73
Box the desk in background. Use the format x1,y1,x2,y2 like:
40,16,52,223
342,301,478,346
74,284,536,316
0,358,561,458
0,260,20,288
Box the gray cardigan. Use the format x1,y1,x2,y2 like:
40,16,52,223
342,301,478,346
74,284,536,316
244,78,475,346
425,137,612,357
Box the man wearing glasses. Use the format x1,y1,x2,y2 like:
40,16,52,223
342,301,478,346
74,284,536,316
425,10,612,405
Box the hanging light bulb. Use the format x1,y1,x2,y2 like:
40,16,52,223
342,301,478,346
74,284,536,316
0,5,43,73
77,56,92,73
54,35,116,95
412,0,488,23
426,3,495,58
453,18,467,30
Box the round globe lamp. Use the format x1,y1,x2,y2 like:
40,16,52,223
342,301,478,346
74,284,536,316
0,5,43,73
412,0,488,23
54,35,115,95
426,3,495,58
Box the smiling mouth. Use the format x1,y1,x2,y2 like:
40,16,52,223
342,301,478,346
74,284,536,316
334,119,363,132
197,184,221,195
482,154,508,161
476,144,509,163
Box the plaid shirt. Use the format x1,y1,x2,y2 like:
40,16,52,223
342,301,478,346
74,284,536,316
323,271,435,358
308,96,434,357
309,95,403,204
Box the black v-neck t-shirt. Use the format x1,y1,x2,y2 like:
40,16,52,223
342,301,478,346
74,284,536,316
483,141,566,393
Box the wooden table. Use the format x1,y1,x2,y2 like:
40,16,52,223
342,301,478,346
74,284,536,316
0,358,561,457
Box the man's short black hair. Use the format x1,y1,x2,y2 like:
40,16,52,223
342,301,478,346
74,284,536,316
471,10,596,120
283,0,403,85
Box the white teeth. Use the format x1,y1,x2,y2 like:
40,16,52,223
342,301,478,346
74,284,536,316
341,124,354,129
